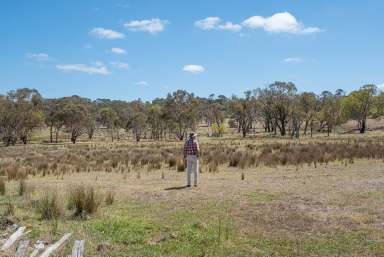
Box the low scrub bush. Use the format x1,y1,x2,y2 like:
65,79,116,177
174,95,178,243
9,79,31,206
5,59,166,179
18,179,26,196
176,159,185,172
0,178,5,195
105,191,115,205
36,192,62,220
68,184,100,218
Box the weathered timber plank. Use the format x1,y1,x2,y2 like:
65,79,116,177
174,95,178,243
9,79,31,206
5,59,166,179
15,240,30,257
71,240,84,257
39,233,71,257
29,240,45,257
1,226,26,251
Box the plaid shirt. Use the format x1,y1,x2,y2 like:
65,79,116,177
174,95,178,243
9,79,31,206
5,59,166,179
184,138,200,157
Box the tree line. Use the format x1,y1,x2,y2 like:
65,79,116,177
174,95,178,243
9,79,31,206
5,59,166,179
0,82,383,146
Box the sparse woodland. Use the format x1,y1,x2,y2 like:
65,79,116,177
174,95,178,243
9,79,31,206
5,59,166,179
0,82,383,146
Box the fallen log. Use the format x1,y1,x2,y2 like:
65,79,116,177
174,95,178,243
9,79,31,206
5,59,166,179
39,233,71,257
1,226,26,251
15,240,30,257
70,240,84,257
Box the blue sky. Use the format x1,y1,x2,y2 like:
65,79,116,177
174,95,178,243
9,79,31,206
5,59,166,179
1,0,383,101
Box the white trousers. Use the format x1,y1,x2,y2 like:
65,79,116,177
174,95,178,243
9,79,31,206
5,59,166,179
186,155,199,186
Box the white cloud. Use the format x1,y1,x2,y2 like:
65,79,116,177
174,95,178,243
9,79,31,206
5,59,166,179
134,81,148,86
218,22,242,32
110,62,129,70
183,64,205,74
124,18,168,34
26,53,50,61
195,17,221,30
56,63,110,75
195,17,242,32
283,57,305,63
110,47,126,55
89,28,125,39
242,12,322,34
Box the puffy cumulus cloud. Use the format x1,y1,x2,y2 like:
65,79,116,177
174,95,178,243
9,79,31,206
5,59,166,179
242,12,322,34
56,63,110,75
26,53,50,61
110,47,126,54
218,22,242,32
182,64,205,74
195,17,242,32
124,18,168,34
89,28,125,39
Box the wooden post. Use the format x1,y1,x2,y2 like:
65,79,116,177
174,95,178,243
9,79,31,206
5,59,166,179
71,240,84,257
29,240,45,257
15,240,30,257
39,233,71,257
1,226,26,251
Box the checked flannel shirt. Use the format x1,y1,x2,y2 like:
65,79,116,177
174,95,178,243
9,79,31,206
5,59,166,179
184,138,200,157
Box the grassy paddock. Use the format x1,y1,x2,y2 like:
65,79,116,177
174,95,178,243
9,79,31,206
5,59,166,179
1,134,384,256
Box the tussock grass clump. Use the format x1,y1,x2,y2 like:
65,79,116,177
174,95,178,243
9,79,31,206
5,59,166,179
168,157,176,168
0,178,5,195
105,191,115,205
3,198,15,217
68,184,100,218
18,179,27,196
6,165,20,180
176,159,185,172
36,192,62,220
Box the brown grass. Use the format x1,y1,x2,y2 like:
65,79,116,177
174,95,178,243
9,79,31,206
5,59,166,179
36,192,62,220
68,184,100,218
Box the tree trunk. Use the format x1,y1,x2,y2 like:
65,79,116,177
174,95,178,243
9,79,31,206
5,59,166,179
55,129,59,143
310,121,313,138
21,135,27,144
50,124,53,143
303,120,308,135
360,119,366,133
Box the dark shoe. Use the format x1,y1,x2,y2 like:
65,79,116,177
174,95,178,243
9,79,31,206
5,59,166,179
187,185,191,187
194,185,197,187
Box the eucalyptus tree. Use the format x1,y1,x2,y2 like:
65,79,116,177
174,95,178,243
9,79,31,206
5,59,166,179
163,90,199,140
125,100,148,142
298,92,320,137
99,107,119,141
342,84,377,133
268,82,297,136
1,88,44,145
230,91,257,138
318,90,345,136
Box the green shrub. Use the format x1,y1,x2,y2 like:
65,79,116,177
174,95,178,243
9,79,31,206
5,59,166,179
177,159,185,172
36,192,62,220
18,179,26,196
0,178,5,195
68,184,100,218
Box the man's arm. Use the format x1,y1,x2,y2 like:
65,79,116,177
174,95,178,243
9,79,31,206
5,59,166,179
195,141,200,157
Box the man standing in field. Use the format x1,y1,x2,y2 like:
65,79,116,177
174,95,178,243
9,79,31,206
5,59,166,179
184,133,200,187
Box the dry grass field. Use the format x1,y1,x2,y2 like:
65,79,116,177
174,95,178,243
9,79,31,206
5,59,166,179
1,131,384,256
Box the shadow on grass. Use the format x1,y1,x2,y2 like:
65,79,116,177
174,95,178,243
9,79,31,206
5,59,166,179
164,185,190,191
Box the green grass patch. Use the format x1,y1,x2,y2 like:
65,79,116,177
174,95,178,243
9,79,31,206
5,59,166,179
90,217,156,245
246,191,284,202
